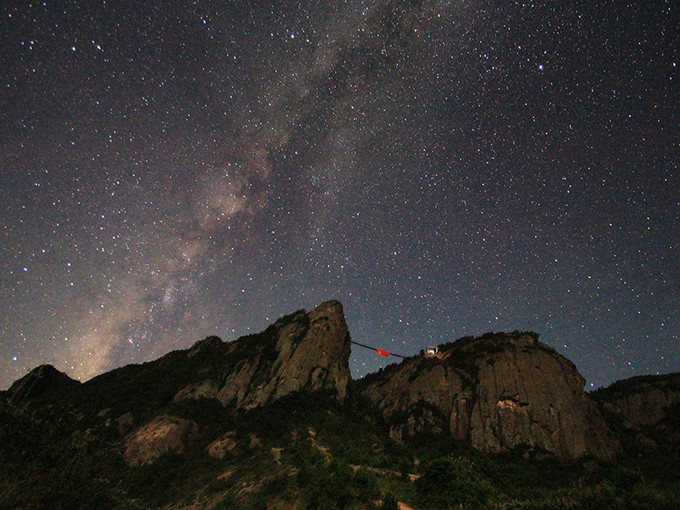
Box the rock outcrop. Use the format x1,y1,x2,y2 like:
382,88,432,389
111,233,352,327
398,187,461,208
593,373,680,451
359,332,618,460
124,415,198,467
174,300,352,409
205,431,237,459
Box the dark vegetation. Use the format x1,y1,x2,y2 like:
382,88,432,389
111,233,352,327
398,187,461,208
3,388,680,509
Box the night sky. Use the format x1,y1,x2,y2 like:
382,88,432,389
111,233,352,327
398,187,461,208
1,1,678,391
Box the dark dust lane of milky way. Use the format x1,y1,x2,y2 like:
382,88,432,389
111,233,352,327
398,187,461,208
1,1,678,389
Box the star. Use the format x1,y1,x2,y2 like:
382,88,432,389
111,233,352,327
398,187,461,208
0,0,677,390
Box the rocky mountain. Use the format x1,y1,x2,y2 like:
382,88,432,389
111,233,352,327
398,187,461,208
2,300,679,509
357,331,619,461
360,332,618,460
52,300,347,409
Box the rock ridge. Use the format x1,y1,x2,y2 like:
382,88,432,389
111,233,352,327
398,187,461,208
5,302,678,467
7,364,80,402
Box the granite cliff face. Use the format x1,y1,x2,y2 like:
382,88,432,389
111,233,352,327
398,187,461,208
358,332,618,460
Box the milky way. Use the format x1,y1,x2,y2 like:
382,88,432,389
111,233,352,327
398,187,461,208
1,1,678,390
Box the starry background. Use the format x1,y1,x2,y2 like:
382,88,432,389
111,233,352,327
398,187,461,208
1,1,678,390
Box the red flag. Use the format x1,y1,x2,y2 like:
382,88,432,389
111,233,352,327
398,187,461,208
376,348,390,357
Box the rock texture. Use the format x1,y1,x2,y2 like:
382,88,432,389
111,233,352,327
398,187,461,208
593,373,680,451
205,432,237,459
124,415,198,467
359,332,618,460
173,379,220,402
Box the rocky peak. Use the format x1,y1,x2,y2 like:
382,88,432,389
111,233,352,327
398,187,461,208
359,332,618,460
267,299,351,403
7,364,80,402
175,300,352,409
110,301,352,468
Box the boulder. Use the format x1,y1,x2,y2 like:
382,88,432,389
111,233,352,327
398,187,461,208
124,415,198,467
